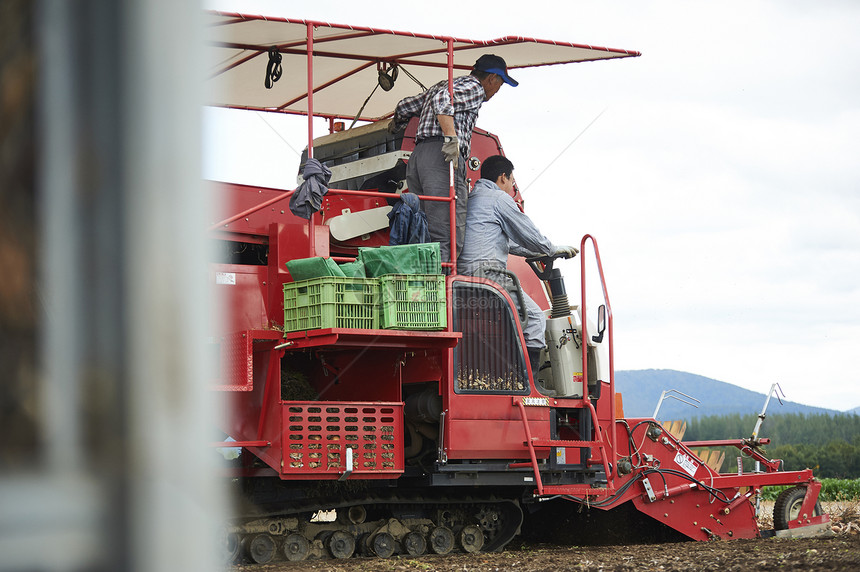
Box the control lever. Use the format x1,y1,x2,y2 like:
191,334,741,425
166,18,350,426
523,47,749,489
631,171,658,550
525,254,570,318
526,255,556,281
525,248,576,280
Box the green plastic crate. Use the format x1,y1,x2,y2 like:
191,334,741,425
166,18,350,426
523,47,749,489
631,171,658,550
379,274,446,330
283,277,379,332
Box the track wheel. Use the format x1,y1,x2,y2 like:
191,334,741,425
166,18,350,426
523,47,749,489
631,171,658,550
429,526,455,555
403,531,427,556
283,533,310,562
327,530,355,559
773,486,823,530
219,530,240,563
247,533,276,564
459,524,484,553
371,532,396,558
338,505,367,524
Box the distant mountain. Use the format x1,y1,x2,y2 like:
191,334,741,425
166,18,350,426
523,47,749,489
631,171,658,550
848,406,860,415
615,369,839,420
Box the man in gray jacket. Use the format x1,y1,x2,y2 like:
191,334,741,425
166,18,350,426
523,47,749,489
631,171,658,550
459,155,578,376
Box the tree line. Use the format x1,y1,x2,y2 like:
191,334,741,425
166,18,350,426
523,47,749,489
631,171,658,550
681,412,860,479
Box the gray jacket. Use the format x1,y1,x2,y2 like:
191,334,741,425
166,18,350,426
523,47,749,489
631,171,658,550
458,178,555,274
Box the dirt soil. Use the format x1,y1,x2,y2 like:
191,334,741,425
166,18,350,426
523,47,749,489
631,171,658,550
232,502,860,572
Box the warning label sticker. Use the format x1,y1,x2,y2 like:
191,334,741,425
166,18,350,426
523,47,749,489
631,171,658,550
674,451,699,477
216,272,236,285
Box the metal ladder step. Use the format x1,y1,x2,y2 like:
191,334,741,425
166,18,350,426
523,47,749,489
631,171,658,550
531,439,594,448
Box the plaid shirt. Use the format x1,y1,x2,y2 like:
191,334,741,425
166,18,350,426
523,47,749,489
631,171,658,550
393,75,485,157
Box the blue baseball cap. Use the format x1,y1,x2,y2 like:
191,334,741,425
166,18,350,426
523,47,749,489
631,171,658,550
474,54,518,87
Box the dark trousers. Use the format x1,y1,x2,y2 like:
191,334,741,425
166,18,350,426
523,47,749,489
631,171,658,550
406,140,468,264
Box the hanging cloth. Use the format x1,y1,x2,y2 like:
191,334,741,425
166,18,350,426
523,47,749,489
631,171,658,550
388,192,429,246
289,158,332,219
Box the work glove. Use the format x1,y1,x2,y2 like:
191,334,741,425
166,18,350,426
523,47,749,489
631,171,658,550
441,135,459,169
553,245,579,259
387,118,405,134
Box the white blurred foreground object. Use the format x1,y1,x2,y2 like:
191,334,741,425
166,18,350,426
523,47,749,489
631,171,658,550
0,1,225,570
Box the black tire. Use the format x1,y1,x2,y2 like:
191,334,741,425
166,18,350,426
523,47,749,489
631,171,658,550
403,531,427,556
459,524,485,553
773,486,822,530
219,530,240,563
247,533,276,564
283,533,310,562
327,530,356,559
371,532,395,558
429,526,455,555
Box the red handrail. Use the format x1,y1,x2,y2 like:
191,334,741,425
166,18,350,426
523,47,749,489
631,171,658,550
209,187,453,233
514,398,545,496
446,38,457,275
208,189,295,231
579,234,615,479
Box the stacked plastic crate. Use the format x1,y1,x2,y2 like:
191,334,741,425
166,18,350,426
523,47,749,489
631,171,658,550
283,243,446,332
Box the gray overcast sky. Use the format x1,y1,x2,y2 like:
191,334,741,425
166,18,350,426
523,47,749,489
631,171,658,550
204,0,860,412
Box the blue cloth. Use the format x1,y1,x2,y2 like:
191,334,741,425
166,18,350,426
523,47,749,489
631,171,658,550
388,192,430,246
289,158,332,219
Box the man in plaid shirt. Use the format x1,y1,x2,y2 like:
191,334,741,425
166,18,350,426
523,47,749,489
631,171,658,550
389,54,518,267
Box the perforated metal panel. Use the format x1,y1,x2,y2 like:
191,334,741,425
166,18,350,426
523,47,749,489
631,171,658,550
281,402,404,479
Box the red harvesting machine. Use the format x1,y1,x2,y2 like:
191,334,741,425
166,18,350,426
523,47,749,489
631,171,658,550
206,12,830,564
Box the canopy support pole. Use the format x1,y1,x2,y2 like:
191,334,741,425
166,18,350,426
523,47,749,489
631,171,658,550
306,22,315,257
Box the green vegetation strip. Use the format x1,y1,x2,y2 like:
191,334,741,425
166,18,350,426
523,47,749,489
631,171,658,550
761,478,860,501
683,413,860,478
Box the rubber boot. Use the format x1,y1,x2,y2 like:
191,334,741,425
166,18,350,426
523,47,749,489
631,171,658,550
527,348,542,378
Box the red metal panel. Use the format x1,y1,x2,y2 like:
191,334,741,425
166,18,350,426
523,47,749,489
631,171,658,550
283,328,460,350
211,182,296,236
446,418,548,460
215,331,253,391
218,333,285,473
280,401,404,480
212,440,268,448
311,349,402,403
632,487,760,541
787,481,829,529
508,255,549,311
214,330,284,393
448,392,552,421
212,264,268,334
246,343,286,474
598,421,763,539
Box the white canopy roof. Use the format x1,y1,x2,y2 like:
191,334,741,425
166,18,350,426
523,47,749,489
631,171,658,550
206,11,640,121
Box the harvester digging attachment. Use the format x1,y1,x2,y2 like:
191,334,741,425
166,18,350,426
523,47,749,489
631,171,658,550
590,418,829,542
